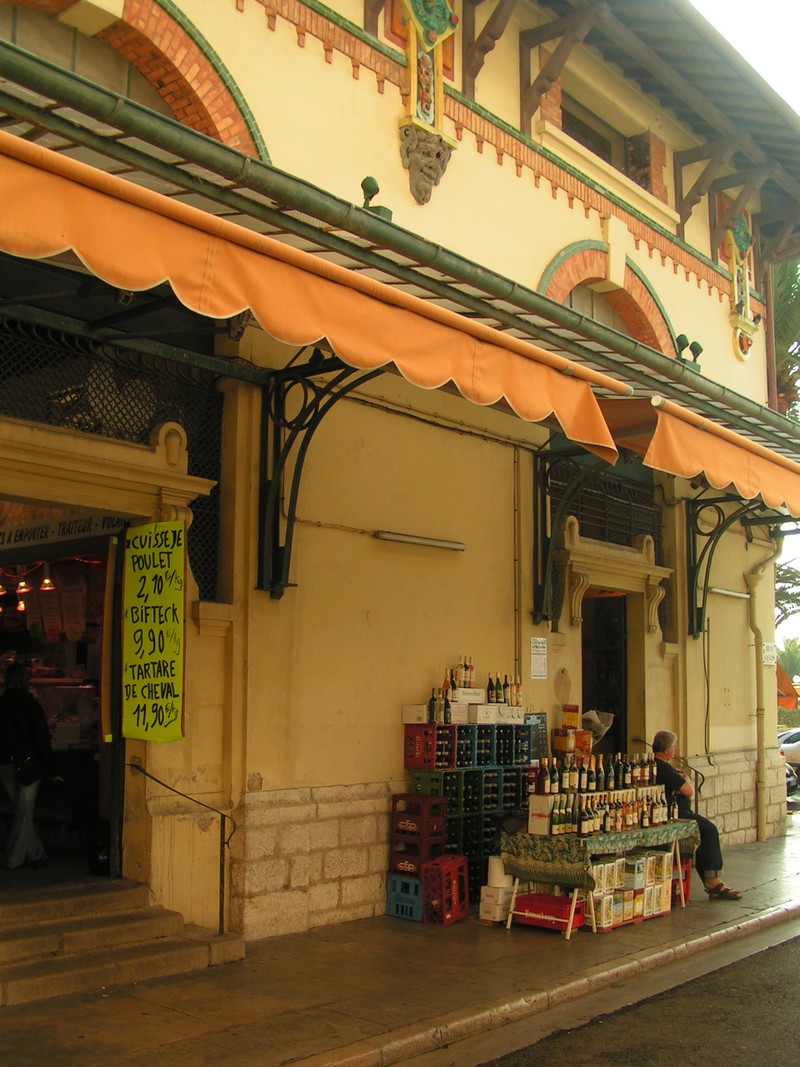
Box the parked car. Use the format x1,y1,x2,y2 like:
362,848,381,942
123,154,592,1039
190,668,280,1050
787,763,799,797
779,729,800,770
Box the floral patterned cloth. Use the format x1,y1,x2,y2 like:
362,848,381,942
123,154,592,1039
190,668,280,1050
501,820,701,890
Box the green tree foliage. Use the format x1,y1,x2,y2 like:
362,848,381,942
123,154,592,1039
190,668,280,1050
776,560,800,629
772,258,800,419
778,636,800,682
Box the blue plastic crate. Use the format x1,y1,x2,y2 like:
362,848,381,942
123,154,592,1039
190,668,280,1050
481,767,503,813
455,723,477,767
475,724,496,766
513,724,534,765
386,874,423,922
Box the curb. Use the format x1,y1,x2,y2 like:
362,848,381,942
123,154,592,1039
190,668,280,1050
295,901,800,1067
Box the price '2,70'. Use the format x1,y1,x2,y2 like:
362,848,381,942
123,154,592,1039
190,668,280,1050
132,627,166,658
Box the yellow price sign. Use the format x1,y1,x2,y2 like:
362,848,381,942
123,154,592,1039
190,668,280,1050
122,521,185,742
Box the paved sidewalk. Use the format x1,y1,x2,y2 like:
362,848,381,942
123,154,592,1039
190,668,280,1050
3,822,800,1067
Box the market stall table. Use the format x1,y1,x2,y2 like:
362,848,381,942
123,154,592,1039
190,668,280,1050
501,820,701,939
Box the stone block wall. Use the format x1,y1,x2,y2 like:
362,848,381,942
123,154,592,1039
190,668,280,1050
684,747,787,845
230,780,404,939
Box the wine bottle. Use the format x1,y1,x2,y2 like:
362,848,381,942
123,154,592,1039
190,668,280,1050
487,674,496,703
502,674,510,704
468,656,475,687
615,752,624,791
456,656,466,688
560,757,570,793
623,753,632,789
569,755,579,793
434,688,444,723
450,667,457,692
578,757,588,793
540,758,550,795
631,753,640,787
550,758,559,794
427,687,436,724
495,674,504,704
587,755,597,792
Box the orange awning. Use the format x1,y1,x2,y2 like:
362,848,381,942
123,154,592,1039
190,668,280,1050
0,130,631,463
777,662,798,710
600,396,800,516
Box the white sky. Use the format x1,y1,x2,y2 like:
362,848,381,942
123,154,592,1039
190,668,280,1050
686,3,800,646
689,1,800,117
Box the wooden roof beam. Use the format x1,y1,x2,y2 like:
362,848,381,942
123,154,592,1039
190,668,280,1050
675,140,737,230
711,167,773,252
462,0,520,99
519,3,609,132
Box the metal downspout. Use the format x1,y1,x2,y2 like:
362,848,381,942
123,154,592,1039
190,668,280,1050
2,42,800,450
744,535,783,842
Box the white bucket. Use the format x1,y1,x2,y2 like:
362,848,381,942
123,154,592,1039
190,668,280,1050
487,855,513,888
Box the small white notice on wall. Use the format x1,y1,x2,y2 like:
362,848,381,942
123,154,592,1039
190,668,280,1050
762,642,777,666
530,637,547,679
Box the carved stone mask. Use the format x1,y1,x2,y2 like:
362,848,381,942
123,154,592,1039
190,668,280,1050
399,125,452,205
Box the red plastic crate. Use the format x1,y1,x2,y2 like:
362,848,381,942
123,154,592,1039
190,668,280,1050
421,854,469,925
392,793,449,820
511,892,585,931
671,857,692,903
389,838,445,876
391,811,448,840
404,724,456,770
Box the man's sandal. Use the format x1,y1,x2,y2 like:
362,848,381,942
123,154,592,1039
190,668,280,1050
704,883,742,900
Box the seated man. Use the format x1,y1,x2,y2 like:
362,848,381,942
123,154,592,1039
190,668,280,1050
652,730,742,901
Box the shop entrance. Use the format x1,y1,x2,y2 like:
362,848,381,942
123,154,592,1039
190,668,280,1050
581,592,627,756
0,519,125,880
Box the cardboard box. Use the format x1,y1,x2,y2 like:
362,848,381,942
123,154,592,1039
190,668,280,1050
660,878,673,914
652,850,673,882
645,853,658,887
453,687,486,703
624,856,646,890
552,728,593,757
470,704,526,723
603,861,616,895
527,794,554,835
622,889,634,922
633,888,644,919
613,891,624,926
448,702,470,723
402,704,428,723
614,857,626,890
480,900,510,922
481,884,514,906
551,727,576,753
561,704,581,729
599,893,614,929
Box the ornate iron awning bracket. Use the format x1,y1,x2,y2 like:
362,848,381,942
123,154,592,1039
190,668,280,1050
258,348,384,598
685,495,766,638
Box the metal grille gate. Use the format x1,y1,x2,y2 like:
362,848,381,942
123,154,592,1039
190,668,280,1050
0,316,222,602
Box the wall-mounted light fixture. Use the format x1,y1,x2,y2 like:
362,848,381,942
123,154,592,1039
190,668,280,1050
373,530,466,551
689,341,703,362
675,333,689,354
40,562,55,592
15,567,31,594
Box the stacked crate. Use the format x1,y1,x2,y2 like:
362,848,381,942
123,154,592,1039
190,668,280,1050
404,722,534,903
386,792,448,921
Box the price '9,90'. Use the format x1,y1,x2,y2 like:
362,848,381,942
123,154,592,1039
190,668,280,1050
132,627,166,658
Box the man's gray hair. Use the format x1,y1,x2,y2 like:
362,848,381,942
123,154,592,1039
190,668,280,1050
652,730,677,754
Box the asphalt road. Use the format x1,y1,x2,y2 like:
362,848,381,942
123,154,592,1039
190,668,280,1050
478,935,800,1067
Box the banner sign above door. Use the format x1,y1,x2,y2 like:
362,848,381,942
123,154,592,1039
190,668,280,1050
122,520,185,742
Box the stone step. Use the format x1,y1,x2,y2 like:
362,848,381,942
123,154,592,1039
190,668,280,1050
0,906,184,965
0,936,213,1007
0,879,150,929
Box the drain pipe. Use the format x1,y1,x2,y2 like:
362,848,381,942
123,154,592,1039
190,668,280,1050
745,535,783,841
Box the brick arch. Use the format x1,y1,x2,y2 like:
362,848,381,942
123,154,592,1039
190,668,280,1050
542,245,674,356
6,0,262,157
